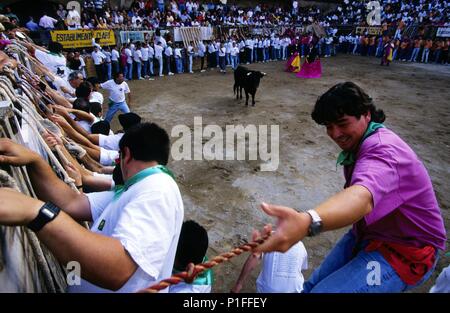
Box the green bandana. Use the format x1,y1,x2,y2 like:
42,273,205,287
173,256,214,286
336,122,385,166
113,165,175,200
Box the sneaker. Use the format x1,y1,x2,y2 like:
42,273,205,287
148,78,155,81
168,72,174,76
200,69,206,72
189,71,194,74
138,77,144,80
159,74,164,77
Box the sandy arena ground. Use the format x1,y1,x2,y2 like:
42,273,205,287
111,54,450,292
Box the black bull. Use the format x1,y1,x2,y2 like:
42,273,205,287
233,66,266,106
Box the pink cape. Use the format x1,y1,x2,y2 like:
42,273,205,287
296,58,322,79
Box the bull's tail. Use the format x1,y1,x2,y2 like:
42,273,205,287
233,83,237,95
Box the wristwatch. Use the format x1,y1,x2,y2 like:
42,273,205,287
306,209,323,237
27,202,61,232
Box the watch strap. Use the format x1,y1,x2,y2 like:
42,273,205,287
27,202,61,232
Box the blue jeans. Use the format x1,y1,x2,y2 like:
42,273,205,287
105,100,130,123
156,57,163,76
188,55,193,72
135,61,142,78
175,58,182,73
231,55,237,69
148,58,154,75
303,230,438,293
410,48,420,62
142,60,148,77
126,62,133,80
106,62,112,80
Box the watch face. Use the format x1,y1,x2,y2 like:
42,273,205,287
42,208,56,219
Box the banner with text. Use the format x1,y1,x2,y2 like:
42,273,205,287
436,27,450,37
355,26,383,35
50,29,115,49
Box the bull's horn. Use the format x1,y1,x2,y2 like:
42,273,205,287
262,72,267,76
246,72,252,76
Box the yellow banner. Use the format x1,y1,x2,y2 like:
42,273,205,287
50,29,116,49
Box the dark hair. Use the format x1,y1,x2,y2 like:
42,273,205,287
73,97,90,113
91,120,110,135
75,81,92,99
48,41,63,54
175,220,209,270
89,101,102,116
114,71,124,79
119,122,170,165
311,82,386,125
112,163,124,186
86,76,100,86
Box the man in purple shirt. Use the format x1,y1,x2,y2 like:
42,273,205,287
254,82,446,292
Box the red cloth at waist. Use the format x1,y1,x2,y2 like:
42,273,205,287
365,240,435,285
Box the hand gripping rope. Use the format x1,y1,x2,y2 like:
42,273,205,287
138,231,271,293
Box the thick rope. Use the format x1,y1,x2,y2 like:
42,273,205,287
0,169,58,292
11,107,76,188
138,232,271,293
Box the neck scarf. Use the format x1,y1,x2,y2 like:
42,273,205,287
173,257,214,286
113,165,174,200
337,121,385,166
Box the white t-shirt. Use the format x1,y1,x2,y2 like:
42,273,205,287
256,241,308,293
125,48,133,64
154,45,164,58
133,49,142,63
111,49,120,62
100,80,130,103
99,147,119,166
67,172,184,292
91,51,106,65
430,265,450,293
99,133,124,151
35,49,68,79
53,76,75,101
90,91,104,104
141,47,149,61
76,118,94,134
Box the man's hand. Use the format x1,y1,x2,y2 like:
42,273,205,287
64,162,82,186
253,202,310,253
0,188,43,226
42,131,63,150
49,114,71,129
0,138,41,166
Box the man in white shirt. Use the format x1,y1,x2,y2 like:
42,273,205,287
92,46,106,82
197,41,206,72
147,43,155,78
164,43,174,76
38,12,57,46
133,43,144,80
124,44,133,80
0,123,184,293
66,6,81,30
111,47,120,76
54,71,84,102
23,41,69,80
154,42,164,77
174,45,183,74
140,43,150,78
100,72,131,122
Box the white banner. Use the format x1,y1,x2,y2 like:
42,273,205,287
436,27,450,37
174,26,213,42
